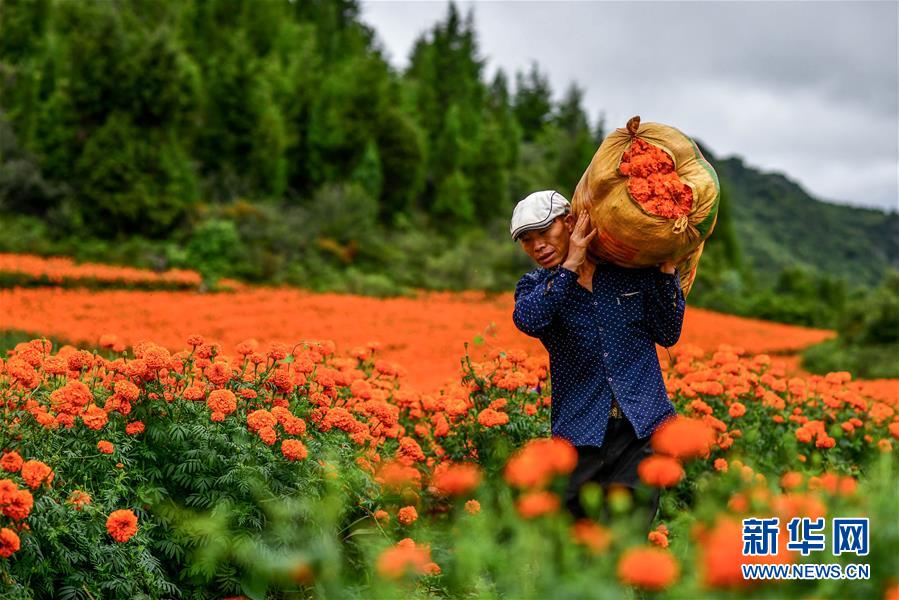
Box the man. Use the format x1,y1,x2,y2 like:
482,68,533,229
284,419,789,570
510,189,685,529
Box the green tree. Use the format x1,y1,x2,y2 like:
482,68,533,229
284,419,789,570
351,139,383,202
551,84,596,194
374,108,426,221
74,112,198,236
514,62,553,141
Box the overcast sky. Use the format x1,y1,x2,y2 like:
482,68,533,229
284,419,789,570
360,1,898,213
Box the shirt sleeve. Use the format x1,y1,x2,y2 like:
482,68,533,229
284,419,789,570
642,267,686,347
512,267,577,338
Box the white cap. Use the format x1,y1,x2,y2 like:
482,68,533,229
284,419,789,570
510,190,571,241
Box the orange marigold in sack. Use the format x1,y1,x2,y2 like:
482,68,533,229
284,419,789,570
619,138,694,218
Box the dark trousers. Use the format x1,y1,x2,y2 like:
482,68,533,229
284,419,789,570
563,417,660,531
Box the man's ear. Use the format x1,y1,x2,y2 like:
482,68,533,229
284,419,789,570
563,213,575,233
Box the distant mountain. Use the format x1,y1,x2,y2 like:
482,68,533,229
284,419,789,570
700,147,899,287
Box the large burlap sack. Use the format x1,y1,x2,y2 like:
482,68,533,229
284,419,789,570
571,116,719,297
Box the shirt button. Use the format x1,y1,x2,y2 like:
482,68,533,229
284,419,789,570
598,327,604,332
593,301,597,306
607,377,613,382
603,352,609,357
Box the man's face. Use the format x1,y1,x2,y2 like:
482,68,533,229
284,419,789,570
517,214,575,268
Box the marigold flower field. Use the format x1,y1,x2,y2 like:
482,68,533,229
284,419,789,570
0,254,897,598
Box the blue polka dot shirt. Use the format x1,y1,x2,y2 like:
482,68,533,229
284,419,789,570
512,262,685,448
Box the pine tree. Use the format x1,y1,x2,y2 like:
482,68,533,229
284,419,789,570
513,62,553,141
351,139,383,202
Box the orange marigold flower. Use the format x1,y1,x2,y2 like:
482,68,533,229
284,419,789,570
651,416,715,460
114,379,141,403
619,138,694,220
728,402,746,418
106,509,138,542
504,437,578,489
0,528,21,558
431,462,482,497
373,509,390,522
2,489,33,521
516,490,560,518
257,426,277,446
205,361,232,387
267,342,289,361
464,499,481,515
375,460,422,492
281,415,307,436
571,519,612,554
772,492,826,522
838,476,857,496
795,427,813,444
81,404,109,431
50,380,94,415
617,546,680,591
477,407,509,428
713,458,728,472
780,471,804,490
20,460,54,489
888,422,899,441
247,409,277,432
207,389,237,416
878,439,893,453
648,530,669,548
97,440,114,454
186,333,205,347
397,506,418,525
637,455,684,488
67,490,92,510
815,435,836,449
376,538,433,580
0,452,23,473
183,385,205,402
396,437,426,465
281,439,308,461
699,517,794,588
125,421,145,435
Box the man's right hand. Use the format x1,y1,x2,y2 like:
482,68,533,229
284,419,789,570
562,211,597,272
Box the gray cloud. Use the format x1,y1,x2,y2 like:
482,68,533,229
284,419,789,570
361,0,899,212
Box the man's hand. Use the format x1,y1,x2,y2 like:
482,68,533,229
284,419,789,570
659,260,677,274
562,211,597,272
